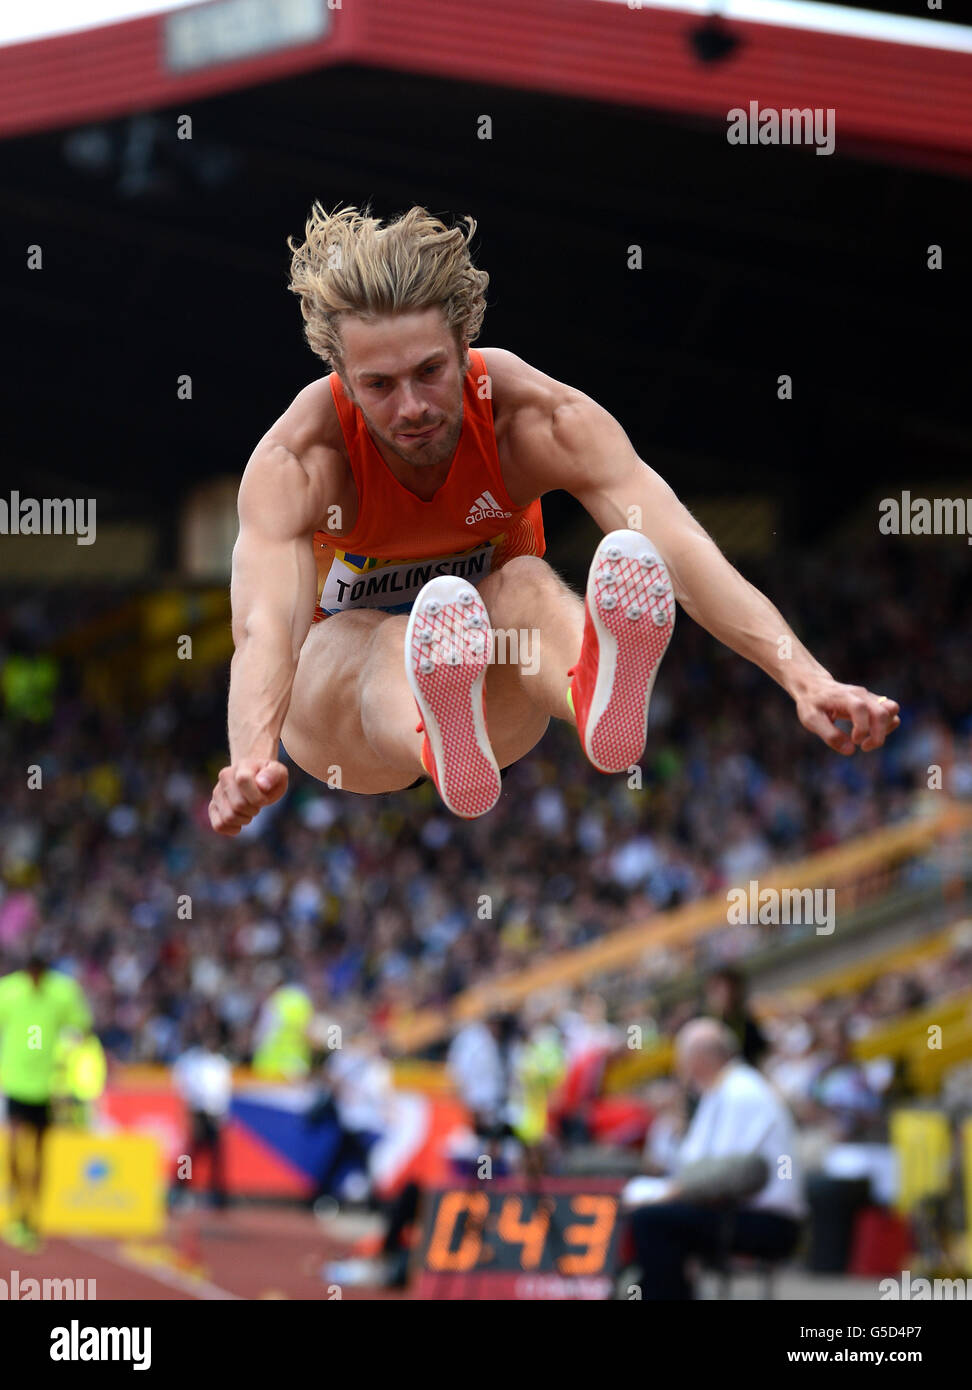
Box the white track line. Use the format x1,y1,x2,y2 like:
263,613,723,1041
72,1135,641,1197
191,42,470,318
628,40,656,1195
63,1237,242,1301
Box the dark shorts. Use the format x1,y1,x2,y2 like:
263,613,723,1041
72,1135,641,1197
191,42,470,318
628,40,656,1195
284,763,474,794
6,1097,51,1130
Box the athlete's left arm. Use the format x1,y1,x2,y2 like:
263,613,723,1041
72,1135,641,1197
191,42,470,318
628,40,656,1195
523,387,900,755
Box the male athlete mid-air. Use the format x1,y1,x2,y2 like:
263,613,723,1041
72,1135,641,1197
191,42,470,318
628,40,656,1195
209,204,900,832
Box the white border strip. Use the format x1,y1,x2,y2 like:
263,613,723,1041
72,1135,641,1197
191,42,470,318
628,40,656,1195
0,1,199,50
593,0,972,54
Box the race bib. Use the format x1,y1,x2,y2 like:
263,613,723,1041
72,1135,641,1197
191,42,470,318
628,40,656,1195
320,541,497,616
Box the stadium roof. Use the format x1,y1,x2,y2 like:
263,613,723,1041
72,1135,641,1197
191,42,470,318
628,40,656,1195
0,0,196,49
2,2,969,552
1,0,971,173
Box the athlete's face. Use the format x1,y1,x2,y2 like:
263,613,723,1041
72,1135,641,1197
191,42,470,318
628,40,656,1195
338,308,467,469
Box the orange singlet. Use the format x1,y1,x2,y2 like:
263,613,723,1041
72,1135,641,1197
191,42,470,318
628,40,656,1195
312,348,545,620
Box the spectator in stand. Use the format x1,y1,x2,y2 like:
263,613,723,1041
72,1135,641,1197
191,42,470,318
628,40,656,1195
806,1015,885,1142
764,1016,826,1123
704,967,769,1069
555,991,623,1142
0,539,967,1069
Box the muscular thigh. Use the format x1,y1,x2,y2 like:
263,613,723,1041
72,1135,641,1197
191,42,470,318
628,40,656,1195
476,566,552,764
282,600,550,794
281,609,411,793
481,656,550,765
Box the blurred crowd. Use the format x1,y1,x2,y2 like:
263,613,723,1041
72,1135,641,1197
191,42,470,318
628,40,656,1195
440,920,972,1174
0,539,968,1073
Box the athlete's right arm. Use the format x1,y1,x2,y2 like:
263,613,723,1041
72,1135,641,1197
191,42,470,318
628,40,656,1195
209,442,322,836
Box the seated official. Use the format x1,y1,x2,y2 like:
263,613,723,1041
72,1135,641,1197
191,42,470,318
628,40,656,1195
627,1018,805,1300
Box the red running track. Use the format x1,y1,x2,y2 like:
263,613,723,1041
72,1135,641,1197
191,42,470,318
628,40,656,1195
0,1207,405,1302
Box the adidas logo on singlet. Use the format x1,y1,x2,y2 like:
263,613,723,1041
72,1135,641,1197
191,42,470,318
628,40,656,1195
465,489,512,525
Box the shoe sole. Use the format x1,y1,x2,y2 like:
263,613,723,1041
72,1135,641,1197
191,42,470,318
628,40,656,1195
581,529,675,773
404,575,501,818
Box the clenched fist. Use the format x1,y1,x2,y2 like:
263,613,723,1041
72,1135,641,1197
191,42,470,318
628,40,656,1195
794,678,900,755
209,759,289,836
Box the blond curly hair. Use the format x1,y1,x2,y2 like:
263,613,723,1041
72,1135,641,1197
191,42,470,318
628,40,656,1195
287,203,489,374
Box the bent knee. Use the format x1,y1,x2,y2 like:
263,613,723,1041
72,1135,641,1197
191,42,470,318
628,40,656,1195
491,554,557,587
481,554,567,620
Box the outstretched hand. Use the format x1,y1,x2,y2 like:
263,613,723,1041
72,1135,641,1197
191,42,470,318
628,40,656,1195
795,678,900,755
209,759,289,835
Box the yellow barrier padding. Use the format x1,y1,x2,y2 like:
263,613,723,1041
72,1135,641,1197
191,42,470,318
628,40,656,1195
57,588,233,705
0,1129,164,1237
890,1109,951,1215
389,1060,454,1093
757,924,962,1017
906,1013,972,1095
105,1060,455,1096
603,1041,674,1093
852,992,971,1062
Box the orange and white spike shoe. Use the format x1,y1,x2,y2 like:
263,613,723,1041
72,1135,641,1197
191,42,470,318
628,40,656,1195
405,575,501,819
567,530,675,773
